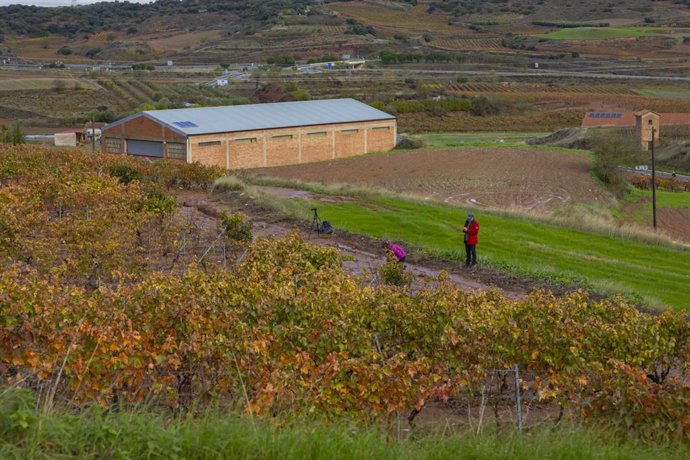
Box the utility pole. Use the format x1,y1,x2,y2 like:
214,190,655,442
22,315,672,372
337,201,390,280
650,121,657,230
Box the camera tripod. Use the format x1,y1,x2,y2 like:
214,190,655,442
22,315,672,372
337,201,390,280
310,207,322,232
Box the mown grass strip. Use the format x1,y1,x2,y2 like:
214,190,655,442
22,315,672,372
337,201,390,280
536,27,677,40
243,177,690,311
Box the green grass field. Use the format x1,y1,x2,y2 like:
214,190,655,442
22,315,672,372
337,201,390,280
1,389,686,459
416,132,548,149
635,88,690,100
247,178,690,311
537,27,676,40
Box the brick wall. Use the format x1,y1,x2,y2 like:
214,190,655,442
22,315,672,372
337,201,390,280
368,126,394,153
102,114,186,159
104,115,396,168
334,127,365,159
189,119,396,170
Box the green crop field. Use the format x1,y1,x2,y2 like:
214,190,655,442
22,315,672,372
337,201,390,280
416,132,549,149
537,27,676,40
249,178,690,311
635,88,690,100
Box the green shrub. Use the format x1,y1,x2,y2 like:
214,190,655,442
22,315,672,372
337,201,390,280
213,176,246,193
395,136,425,150
220,211,253,243
589,131,645,197
377,252,412,287
0,123,24,145
108,163,142,185
0,389,36,443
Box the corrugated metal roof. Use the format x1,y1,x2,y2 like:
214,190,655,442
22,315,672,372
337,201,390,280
104,98,394,136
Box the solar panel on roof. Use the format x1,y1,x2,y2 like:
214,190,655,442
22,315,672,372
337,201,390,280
173,121,198,128
589,112,624,119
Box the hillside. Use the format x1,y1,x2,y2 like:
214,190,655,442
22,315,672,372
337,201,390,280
2,0,690,63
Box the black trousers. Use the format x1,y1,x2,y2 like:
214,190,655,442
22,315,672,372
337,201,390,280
465,242,477,266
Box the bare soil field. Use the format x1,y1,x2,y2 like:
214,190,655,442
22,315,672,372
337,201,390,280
656,208,690,243
250,148,610,213
620,197,690,244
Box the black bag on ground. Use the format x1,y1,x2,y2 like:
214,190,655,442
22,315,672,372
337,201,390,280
319,220,334,234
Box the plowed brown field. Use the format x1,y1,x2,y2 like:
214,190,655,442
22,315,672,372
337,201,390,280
657,208,690,243
251,148,611,213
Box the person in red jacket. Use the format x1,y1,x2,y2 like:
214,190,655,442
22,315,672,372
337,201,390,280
463,212,479,267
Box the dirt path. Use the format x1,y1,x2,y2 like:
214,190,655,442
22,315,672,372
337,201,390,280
174,189,525,298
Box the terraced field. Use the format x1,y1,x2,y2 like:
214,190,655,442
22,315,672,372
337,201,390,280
431,38,504,51
329,1,459,35
446,82,638,95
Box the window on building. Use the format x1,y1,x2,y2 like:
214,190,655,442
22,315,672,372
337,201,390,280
307,131,327,137
372,126,390,132
342,129,359,134
235,137,257,144
104,137,122,153
272,134,293,140
198,140,221,147
167,143,186,160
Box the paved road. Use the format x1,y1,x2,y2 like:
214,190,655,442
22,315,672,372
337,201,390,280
621,167,690,182
4,61,690,83
357,67,690,83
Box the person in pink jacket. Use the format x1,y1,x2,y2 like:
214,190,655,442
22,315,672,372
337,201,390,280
383,241,406,263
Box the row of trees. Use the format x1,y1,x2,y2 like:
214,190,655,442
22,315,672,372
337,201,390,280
379,50,462,64
0,123,23,145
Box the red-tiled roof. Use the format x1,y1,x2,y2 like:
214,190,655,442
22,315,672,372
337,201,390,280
581,112,635,128
581,112,690,128
658,113,690,125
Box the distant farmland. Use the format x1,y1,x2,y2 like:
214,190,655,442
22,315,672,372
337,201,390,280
0,78,99,91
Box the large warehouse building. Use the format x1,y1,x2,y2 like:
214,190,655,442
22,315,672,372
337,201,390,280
101,98,396,169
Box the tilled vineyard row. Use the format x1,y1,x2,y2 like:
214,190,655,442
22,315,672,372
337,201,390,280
446,82,637,95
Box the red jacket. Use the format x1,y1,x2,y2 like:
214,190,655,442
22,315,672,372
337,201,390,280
464,220,479,245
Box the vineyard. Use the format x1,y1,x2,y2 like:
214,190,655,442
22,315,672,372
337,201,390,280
95,78,245,112
329,1,459,35
445,82,638,96
1,145,690,444
396,111,583,132
431,38,504,52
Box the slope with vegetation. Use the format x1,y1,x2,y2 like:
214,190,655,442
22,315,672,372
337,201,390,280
1,145,690,455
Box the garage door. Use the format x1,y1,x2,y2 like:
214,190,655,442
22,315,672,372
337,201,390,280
126,139,164,157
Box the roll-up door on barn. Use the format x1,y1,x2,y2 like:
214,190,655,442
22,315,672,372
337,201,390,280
126,139,164,157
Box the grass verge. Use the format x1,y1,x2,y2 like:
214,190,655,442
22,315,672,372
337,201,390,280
1,389,686,459
241,176,690,311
